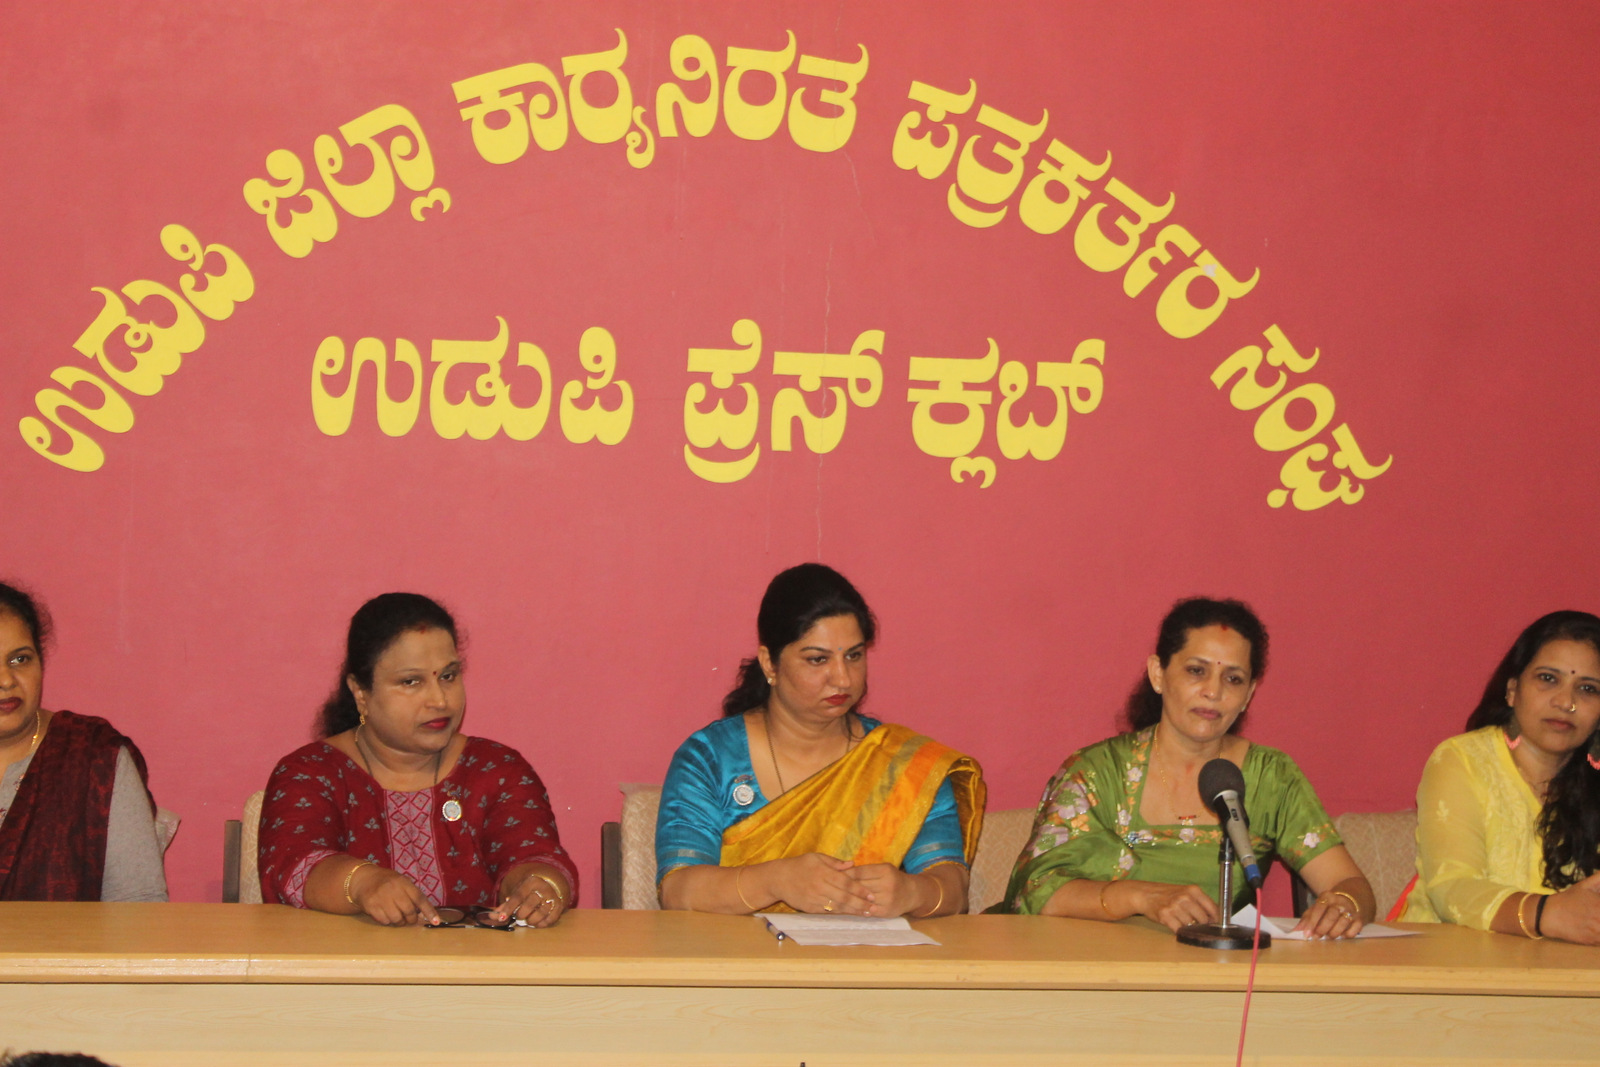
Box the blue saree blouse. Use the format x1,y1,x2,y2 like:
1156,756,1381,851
655,713,966,878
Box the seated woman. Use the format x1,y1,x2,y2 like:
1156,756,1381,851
1399,610,1600,943
1002,597,1374,938
657,563,984,916
258,593,577,926
0,581,166,901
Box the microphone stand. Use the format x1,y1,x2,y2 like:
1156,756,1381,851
1177,830,1270,950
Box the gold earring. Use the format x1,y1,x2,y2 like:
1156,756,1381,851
359,709,366,726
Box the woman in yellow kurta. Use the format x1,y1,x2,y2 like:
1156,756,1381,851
1401,611,1600,944
655,564,984,917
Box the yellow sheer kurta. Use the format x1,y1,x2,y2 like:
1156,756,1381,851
1401,726,1547,929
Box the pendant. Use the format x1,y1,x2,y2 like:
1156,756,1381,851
441,798,463,822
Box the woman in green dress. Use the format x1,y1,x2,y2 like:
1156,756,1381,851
1003,597,1375,938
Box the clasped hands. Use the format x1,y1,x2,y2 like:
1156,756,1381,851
766,852,937,917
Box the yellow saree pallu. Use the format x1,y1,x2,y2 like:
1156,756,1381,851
719,723,985,887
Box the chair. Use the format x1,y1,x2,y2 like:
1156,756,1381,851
221,790,265,903
1336,809,1418,918
601,784,662,910
154,808,182,853
599,785,1034,914
966,808,1034,913
1290,809,1417,918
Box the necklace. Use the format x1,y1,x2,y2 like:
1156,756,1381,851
1150,728,1200,824
354,727,462,822
0,711,43,822
4,712,45,810
765,711,855,797
1508,746,1556,800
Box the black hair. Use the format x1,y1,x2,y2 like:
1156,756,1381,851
721,563,877,717
0,581,52,665
317,592,460,738
1463,610,1600,889
1123,597,1269,733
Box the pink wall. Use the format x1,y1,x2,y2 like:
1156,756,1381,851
3,1,1598,909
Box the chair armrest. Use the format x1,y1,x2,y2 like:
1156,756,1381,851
601,821,622,909
222,819,242,904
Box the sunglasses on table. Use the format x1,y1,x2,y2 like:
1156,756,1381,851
425,906,519,930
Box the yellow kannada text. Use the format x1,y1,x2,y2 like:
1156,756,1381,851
452,28,868,170
682,321,1104,487
19,226,255,472
892,76,1391,509
313,317,632,445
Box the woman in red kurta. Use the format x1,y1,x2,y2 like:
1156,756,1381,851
258,593,576,925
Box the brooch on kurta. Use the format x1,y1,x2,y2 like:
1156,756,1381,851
731,776,756,807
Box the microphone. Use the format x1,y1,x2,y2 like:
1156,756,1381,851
1197,758,1264,890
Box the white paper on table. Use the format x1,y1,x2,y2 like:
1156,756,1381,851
1232,904,1418,940
758,913,941,947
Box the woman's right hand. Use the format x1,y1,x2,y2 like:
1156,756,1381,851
1129,881,1221,932
766,852,874,915
349,864,441,926
1537,872,1600,945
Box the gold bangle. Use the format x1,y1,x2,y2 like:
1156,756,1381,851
915,873,946,918
734,866,758,913
528,872,567,906
343,860,376,905
1099,880,1117,919
1329,890,1362,920
1517,892,1544,940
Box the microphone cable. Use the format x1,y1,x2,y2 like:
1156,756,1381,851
1234,892,1264,1067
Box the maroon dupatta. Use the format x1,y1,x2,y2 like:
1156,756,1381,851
0,710,153,901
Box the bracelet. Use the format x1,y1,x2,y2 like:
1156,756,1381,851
1517,892,1545,939
1535,892,1549,937
1329,890,1362,920
734,866,758,913
1099,880,1117,920
343,860,376,905
915,873,946,918
528,873,567,907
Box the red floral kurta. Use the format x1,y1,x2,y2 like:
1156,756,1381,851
258,736,577,909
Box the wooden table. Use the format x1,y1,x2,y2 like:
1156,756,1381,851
3,903,1598,1065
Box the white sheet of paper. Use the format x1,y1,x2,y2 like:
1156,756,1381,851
1231,904,1418,939
759,913,941,947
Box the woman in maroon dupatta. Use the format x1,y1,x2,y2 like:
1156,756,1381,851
258,592,577,926
0,581,167,901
